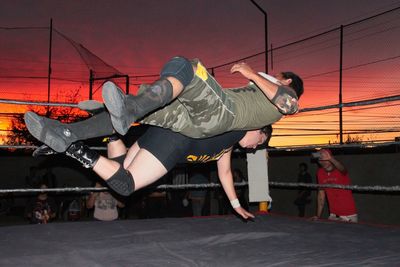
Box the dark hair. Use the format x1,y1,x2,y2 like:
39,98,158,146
281,71,304,99
299,162,308,171
261,125,272,136
261,125,273,146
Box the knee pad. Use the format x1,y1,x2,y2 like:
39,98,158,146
110,154,125,165
106,166,135,196
160,56,194,87
146,79,173,106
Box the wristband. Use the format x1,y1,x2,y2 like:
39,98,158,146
230,198,241,209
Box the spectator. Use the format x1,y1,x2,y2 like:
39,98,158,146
67,199,82,221
0,193,14,216
43,167,57,188
294,163,312,217
188,166,209,216
25,183,57,224
25,166,42,188
313,149,358,223
86,181,125,221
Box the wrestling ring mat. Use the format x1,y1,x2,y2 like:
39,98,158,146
1,214,399,266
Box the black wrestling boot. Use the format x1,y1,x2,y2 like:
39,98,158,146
65,141,100,169
102,56,194,135
32,133,119,157
24,111,114,153
32,144,57,157
102,79,173,135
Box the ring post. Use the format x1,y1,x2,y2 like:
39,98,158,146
259,201,269,213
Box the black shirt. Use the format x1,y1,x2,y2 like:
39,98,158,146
138,126,246,171
297,172,312,197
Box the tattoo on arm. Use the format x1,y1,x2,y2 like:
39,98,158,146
271,86,299,115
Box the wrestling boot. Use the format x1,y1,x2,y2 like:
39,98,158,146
32,144,57,157
77,100,105,115
24,110,114,153
102,56,194,135
32,132,120,157
65,141,100,169
102,79,173,135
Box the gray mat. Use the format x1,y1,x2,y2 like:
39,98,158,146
0,215,399,266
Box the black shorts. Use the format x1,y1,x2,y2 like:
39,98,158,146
137,126,191,171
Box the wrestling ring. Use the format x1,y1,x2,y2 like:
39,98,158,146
1,212,400,266
0,98,400,266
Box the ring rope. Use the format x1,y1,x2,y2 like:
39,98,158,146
2,141,400,152
0,98,77,108
264,141,400,152
299,94,400,113
1,93,399,112
0,145,107,151
269,182,400,192
1,181,399,194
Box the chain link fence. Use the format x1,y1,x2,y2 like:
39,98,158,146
1,8,399,146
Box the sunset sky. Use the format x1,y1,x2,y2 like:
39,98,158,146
1,0,400,147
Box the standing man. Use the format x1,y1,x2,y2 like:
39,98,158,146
86,181,125,221
314,149,358,222
294,163,312,217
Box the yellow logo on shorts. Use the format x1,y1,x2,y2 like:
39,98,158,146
186,150,228,163
195,62,208,81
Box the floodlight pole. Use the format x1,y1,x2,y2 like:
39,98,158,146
339,25,344,144
250,0,268,73
47,18,53,107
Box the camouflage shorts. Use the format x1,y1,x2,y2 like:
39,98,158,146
141,61,236,138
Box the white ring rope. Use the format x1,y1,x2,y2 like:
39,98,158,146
1,181,399,194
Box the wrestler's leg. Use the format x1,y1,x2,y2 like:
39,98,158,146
65,141,167,196
140,60,236,138
123,142,140,169
107,138,127,159
103,56,194,135
24,111,114,152
123,148,167,190
96,141,167,190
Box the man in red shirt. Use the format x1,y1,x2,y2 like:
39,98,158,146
314,149,358,222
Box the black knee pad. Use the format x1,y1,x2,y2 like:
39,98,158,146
160,56,194,87
106,166,135,196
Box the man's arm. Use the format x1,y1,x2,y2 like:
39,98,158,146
116,198,125,208
316,189,326,218
86,193,97,209
217,148,254,219
230,63,298,115
320,150,347,173
330,157,347,173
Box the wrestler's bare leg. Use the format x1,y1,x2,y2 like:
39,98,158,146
92,141,167,192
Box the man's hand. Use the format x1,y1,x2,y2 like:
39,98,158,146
319,149,332,161
230,62,257,80
234,206,255,220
